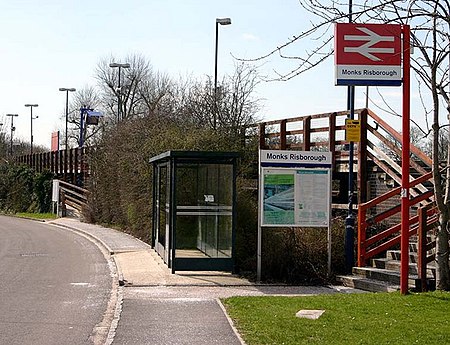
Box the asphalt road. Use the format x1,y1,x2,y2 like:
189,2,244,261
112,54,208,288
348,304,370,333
0,215,112,345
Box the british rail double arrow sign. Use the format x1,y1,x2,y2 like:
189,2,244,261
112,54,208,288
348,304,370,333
335,23,402,86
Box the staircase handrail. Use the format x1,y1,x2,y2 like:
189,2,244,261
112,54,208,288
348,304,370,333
357,170,437,266
58,180,89,214
417,205,439,291
360,171,433,210
366,109,432,167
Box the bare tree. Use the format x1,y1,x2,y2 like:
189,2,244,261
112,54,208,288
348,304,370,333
181,63,261,134
245,0,450,289
95,54,173,123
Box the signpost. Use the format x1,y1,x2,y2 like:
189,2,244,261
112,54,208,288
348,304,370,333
335,23,410,294
257,150,333,281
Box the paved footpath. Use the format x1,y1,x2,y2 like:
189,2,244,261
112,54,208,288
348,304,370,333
49,218,362,345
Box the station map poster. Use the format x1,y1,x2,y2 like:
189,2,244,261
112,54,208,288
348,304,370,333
262,168,331,227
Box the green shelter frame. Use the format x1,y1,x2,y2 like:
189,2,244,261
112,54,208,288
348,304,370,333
150,151,239,273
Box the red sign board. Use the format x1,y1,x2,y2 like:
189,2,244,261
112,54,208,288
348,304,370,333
51,131,59,152
335,23,402,86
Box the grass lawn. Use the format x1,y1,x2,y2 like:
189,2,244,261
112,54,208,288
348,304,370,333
222,291,450,345
15,212,57,220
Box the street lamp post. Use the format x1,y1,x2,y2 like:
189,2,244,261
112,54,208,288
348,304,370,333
59,88,76,150
25,104,38,156
6,113,18,156
109,62,130,122
0,122,2,153
214,17,232,130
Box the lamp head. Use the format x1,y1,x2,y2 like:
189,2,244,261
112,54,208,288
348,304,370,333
110,62,130,68
216,18,231,25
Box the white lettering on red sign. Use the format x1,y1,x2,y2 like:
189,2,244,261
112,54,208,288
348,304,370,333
335,23,402,86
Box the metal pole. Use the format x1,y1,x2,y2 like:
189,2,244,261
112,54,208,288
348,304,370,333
257,150,262,282
213,18,231,130
30,106,33,156
9,116,15,157
400,25,411,295
59,88,76,150
25,104,38,156
118,66,121,122
10,119,13,156
214,21,219,130
10,118,13,156
6,114,18,156
109,63,129,123
344,0,355,273
345,87,356,273
365,86,369,109
79,108,85,148
65,90,69,150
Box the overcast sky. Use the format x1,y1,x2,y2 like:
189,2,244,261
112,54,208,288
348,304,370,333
0,0,419,148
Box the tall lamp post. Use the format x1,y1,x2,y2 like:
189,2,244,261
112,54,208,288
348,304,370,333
0,122,3,154
6,113,18,156
109,62,130,122
25,104,38,156
214,17,232,130
59,88,76,150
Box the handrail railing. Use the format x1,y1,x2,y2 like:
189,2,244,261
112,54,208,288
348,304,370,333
58,180,89,215
417,206,439,291
16,147,89,185
357,169,438,267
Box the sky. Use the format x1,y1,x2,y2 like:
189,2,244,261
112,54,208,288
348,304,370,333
0,0,422,149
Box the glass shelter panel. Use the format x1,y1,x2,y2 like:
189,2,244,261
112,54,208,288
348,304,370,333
155,164,169,263
176,163,233,259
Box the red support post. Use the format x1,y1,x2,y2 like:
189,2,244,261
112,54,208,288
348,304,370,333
357,206,367,267
400,25,411,295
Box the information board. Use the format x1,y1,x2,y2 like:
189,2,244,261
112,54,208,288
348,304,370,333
257,150,333,281
261,168,331,227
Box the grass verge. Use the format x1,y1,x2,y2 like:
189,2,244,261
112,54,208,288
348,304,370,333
222,291,450,345
15,212,57,220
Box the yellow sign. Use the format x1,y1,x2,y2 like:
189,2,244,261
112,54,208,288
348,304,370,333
345,119,361,142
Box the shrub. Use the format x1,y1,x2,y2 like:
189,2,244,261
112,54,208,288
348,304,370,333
84,115,345,283
260,217,346,284
0,164,54,213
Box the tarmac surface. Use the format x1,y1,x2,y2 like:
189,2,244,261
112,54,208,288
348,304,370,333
49,217,363,345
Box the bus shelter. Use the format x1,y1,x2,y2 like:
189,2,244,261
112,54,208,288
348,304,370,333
149,151,239,273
